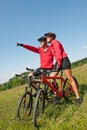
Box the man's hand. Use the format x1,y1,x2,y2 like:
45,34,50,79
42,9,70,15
16,43,23,46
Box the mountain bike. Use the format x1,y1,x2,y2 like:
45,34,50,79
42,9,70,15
16,67,43,121
33,69,79,127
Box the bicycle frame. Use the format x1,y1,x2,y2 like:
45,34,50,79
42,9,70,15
41,75,74,98
25,67,75,99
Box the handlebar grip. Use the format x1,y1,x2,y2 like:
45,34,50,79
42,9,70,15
15,74,21,77
26,67,34,71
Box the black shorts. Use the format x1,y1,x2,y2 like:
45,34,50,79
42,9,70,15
54,57,71,70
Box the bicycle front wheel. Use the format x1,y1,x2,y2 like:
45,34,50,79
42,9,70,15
17,91,32,120
33,89,45,127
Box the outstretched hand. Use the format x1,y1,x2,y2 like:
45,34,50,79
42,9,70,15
16,43,23,46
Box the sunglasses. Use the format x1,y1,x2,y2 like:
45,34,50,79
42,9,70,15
40,40,44,42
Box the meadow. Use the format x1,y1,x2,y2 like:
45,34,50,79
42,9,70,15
0,64,87,130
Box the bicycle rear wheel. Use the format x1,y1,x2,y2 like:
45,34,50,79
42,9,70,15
33,89,45,127
17,91,32,120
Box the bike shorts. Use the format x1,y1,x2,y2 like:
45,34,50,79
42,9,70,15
54,57,71,70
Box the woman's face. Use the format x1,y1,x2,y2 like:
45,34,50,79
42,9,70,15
46,36,53,43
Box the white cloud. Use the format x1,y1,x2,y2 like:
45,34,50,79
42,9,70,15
0,71,23,84
0,73,14,84
82,45,87,49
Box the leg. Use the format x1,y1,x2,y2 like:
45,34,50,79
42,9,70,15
50,71,59,77
28,72,33,77
49,71,59,88
49,62,60,88
49,71,60,105
64,69,80,99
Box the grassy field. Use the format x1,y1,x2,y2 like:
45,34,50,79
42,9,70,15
0,65,87,130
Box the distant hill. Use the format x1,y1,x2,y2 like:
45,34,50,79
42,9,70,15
71,57,87,69
0,57,87,91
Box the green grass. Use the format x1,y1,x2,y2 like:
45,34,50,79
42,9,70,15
0,65,87,130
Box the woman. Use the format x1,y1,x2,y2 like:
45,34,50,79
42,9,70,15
44,32,82,104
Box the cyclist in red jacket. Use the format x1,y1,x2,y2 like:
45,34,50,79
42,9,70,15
44,32,82,104
16,36,54,76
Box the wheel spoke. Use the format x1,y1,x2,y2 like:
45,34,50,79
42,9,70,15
17,92,32,120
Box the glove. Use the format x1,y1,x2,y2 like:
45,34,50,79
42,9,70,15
54,62,61,71
16,43,23,46
56,68,61,71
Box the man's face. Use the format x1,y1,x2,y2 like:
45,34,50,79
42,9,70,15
40,41,47,47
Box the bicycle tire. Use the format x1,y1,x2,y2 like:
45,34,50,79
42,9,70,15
63,76,79,101
73,76,79,89
17,91,32,120
33,89,45,127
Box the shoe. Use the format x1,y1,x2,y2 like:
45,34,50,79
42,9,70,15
76,98,83,104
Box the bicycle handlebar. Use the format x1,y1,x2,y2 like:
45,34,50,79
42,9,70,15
26,67,52,73
26,67,60,75
26,67,35,71
15,74,27,78
15,67,62,79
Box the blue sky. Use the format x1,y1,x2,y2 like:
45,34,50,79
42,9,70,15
0,0,87,84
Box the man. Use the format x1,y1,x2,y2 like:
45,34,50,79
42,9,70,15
16,36,54,76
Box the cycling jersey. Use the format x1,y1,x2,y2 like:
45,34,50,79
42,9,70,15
51,40,67,68
23,44,54,69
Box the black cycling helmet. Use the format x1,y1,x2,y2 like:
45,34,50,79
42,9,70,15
37,36,47,42
44,32,56,39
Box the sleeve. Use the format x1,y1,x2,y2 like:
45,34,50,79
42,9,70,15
23,44,39,54
52,41,63,68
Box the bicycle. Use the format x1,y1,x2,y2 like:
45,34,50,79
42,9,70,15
33,69,79,127
16,67,43,121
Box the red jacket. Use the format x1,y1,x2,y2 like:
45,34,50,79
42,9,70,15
23,44,54,69
51,40,67,68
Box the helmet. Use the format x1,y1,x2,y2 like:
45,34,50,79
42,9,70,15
44,32,56,39
37,36,47,42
